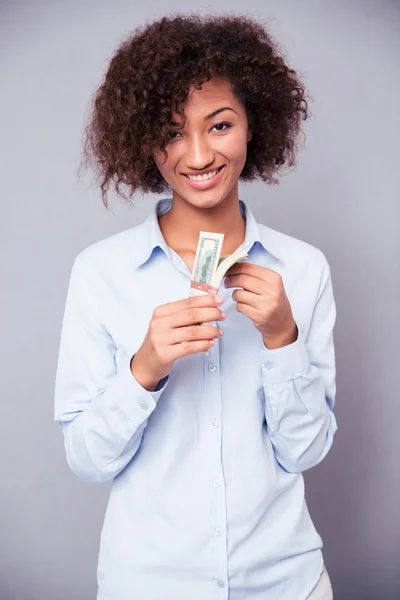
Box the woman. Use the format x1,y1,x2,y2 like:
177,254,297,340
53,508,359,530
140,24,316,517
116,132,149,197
55,13,337,599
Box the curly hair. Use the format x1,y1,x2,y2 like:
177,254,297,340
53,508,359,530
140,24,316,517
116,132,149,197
78,12,309,209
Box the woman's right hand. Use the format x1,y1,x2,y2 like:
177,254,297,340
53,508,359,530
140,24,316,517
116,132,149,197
130,294,226,391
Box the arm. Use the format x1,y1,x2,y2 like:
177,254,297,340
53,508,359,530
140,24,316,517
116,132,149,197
259,256,338,473
54,253,169,484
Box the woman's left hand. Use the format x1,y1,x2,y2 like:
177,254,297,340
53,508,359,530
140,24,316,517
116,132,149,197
224,262,298,349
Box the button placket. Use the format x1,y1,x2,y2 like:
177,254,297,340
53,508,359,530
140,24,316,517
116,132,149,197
205,325,228,597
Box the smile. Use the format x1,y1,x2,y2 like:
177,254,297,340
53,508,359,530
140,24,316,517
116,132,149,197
183,166,225,190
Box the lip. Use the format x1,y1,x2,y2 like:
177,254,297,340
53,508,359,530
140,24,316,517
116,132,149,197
182,166,225,190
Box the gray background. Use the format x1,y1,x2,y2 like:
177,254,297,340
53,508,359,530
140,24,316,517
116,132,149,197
1,0,399,598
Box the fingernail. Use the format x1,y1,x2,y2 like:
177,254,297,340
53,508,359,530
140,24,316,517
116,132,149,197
215,296,224,304
221,312,226,319
219,329,224,336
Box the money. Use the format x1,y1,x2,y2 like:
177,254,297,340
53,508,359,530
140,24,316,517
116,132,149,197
189,231,248,354
189,232,224,299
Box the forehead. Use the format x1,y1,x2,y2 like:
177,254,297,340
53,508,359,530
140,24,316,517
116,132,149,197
173,78,238,116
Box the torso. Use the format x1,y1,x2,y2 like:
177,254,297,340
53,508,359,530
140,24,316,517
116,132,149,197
176,250,195,273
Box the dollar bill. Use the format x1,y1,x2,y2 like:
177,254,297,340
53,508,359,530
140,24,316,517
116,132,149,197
189,232,224,299
189,231,248,354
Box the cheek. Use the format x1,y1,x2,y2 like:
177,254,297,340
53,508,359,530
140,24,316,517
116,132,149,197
153,157,172,180
226,131,250,166
153,148,179,179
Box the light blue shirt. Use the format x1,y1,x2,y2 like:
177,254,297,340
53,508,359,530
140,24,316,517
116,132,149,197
54,198,338,600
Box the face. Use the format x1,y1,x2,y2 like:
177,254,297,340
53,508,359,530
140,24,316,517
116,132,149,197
152,77,252,210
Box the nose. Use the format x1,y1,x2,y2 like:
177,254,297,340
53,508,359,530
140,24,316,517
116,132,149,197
184,134,215,170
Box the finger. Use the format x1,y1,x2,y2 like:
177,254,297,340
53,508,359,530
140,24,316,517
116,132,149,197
168,306,226,329
226,263,280,283
224,273,266,294
168,338,217,361
235,302,260,321
231,288,261,309
153,293,223,319
169,324,224,345
225,262,268,277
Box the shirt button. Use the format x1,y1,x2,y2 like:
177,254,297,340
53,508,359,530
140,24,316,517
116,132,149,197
217,580,225,588
209,363,217,372
214,479,221,487
264,362,274,370
212,419,218,428
215,528,223,536
139,400,148,410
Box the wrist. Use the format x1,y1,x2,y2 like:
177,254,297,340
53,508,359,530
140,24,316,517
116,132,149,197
130,353,165,392
263,323,298,350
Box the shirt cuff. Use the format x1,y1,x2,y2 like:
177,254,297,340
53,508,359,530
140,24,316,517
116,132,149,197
259,325,310,383
109,351,169,427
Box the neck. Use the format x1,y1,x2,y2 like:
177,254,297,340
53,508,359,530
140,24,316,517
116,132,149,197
158,194,246,258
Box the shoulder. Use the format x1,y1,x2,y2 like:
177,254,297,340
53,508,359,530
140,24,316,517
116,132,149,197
258,222,329,273
72,221,147,278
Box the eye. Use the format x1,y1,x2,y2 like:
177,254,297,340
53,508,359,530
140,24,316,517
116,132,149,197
167,130,180,139
212,122,232,132
167,122,232,140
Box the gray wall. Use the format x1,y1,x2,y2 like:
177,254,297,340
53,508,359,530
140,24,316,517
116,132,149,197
1,1,399,598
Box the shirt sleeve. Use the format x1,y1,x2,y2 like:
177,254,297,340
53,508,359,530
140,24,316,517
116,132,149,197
54,252,169,484
259,254,338,473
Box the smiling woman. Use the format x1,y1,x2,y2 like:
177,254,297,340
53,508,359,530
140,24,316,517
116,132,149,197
78,12,309,210
57,11,336,600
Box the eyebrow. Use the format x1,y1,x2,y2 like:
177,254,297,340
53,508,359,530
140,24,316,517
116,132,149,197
170,106,237,127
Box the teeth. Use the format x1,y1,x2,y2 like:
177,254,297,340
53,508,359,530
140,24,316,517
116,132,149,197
187,168,220,181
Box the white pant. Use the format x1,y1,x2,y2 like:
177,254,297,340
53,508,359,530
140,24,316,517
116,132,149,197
306,565,333,599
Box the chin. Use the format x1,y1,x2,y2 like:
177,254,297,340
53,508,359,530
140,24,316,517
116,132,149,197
180,186,235,208
187,194,227,210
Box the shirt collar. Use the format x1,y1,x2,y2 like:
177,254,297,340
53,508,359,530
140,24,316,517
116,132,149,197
131,198,281,268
